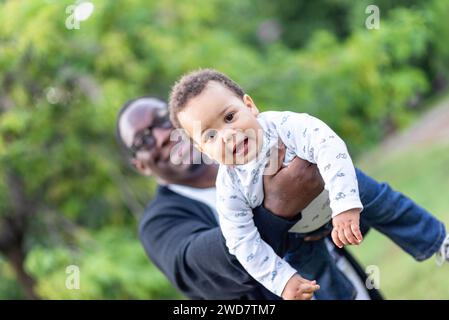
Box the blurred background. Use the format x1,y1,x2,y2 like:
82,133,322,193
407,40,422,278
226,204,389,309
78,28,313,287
0,0,448,299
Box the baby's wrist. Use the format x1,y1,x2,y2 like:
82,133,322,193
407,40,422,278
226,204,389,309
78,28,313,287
332,207,361,219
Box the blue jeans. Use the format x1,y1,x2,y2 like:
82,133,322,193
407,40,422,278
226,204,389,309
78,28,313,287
284,168,446,300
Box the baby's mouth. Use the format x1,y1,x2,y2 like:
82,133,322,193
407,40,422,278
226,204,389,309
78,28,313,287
233,137,249,156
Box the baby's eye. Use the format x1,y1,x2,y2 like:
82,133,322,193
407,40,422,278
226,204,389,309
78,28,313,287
224,112,235,123
204,129,217,142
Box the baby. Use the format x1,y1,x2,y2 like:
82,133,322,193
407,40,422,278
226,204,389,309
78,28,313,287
168,68,365,299
168,69,449,300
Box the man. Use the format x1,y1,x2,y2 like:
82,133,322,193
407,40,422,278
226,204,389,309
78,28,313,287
116,97,391,299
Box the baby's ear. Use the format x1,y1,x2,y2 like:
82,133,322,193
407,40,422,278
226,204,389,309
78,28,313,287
243,94,253,106
243,94,259,115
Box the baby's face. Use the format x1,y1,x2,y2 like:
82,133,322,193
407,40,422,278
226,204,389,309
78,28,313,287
177,81,263,165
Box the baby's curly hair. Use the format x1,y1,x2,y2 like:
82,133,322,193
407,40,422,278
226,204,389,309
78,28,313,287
169,69,245,128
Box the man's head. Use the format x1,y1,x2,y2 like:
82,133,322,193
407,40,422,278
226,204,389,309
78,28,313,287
116,96,206,184
169,69,263,165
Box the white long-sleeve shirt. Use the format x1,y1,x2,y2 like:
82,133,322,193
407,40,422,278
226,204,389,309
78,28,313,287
216,111,363,297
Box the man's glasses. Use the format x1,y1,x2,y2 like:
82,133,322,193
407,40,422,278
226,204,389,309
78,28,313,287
130,111,172,156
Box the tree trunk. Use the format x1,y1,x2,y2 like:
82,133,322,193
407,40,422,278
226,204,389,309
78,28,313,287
6,246,39,300
0,169,40,299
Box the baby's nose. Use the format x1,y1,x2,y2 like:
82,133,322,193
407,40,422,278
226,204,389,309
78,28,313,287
221,128,235,143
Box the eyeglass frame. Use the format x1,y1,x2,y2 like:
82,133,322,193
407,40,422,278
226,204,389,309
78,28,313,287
130,111,173,157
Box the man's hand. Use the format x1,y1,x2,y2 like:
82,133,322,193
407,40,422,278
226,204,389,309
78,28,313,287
262,141,325,219
331,208,363,248
281,274,320,300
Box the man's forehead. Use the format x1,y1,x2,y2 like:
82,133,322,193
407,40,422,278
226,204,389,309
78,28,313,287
119,98,167,147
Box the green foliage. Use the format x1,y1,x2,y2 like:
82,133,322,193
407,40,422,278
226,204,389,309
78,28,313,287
247,8,432,153
0,257,25,299
425,0,449,79
26,227,180,299
0,0,448,299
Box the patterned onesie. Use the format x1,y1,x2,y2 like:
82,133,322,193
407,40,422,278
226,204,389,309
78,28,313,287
216,111,363,296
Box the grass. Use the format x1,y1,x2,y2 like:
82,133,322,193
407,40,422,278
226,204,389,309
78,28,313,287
351,141,449,299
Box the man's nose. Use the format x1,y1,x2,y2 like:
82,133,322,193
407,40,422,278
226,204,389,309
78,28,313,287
152,126,172,149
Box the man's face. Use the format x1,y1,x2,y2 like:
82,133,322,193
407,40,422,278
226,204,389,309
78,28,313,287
177,81,263,165
118,98,205,183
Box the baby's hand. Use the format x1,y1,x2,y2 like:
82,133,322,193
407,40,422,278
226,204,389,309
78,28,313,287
281,274,320,300
331,208,363,248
